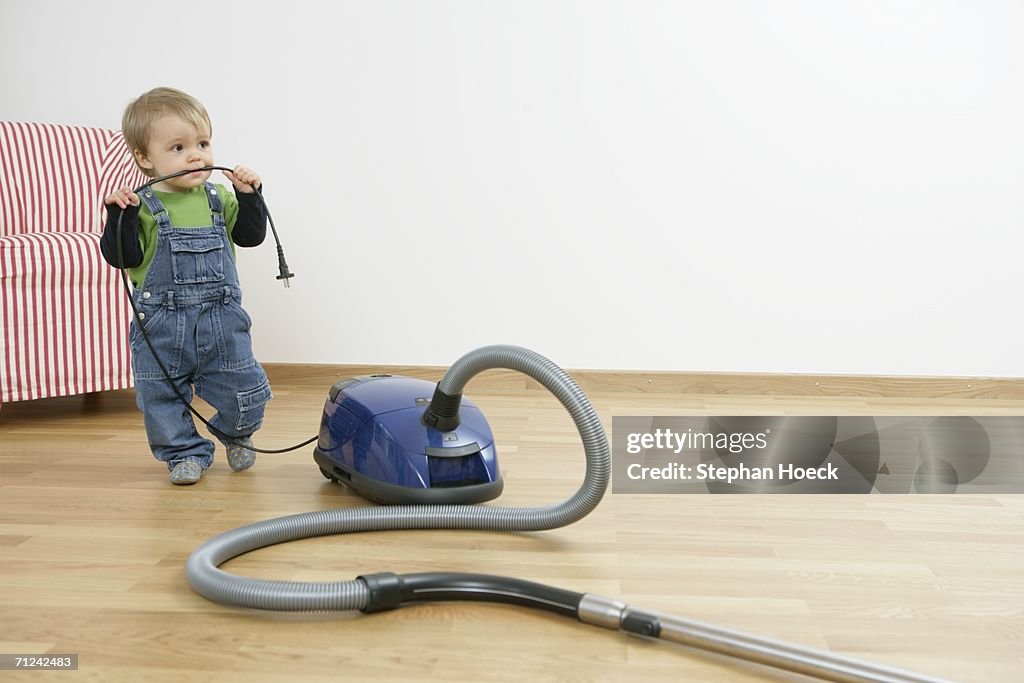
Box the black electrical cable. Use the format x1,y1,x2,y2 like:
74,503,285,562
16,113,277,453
115,166,315,454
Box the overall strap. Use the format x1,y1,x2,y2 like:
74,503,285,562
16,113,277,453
138,187,172,229
203,182,227,229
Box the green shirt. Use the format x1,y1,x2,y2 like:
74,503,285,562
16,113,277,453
130,183,240,286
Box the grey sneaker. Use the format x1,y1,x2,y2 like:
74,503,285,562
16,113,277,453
226,436,256,472
169,460,203,485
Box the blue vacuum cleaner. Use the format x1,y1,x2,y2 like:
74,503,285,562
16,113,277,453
187,345,947,683
313,375,502,504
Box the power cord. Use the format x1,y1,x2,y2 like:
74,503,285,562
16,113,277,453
115,166,316,454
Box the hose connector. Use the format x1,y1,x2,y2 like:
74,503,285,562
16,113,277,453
421,385,463,431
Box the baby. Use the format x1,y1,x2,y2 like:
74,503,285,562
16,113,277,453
100,86,271,485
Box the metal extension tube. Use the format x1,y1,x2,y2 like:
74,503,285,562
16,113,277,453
186,345,951,683
578,595,950,683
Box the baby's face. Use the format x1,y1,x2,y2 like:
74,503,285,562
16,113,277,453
137,115,214,191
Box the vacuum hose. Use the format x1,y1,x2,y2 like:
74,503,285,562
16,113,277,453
186,345,949,683
187,345,606,610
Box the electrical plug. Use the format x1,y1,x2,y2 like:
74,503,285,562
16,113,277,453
276,245,295,287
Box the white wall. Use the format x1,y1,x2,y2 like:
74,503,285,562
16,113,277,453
3,1,1021,376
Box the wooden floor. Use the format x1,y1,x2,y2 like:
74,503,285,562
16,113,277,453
1,368,1023,683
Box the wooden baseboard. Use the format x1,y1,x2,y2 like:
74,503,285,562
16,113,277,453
262,363,1024,400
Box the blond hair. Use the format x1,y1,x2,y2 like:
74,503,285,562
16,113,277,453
122,87,212,177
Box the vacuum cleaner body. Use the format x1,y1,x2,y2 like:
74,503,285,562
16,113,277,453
314,375,503,504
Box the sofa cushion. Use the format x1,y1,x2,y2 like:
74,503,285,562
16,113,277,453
0,231,132,401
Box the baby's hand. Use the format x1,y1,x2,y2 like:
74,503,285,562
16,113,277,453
105,187,140,209
225,165,261,194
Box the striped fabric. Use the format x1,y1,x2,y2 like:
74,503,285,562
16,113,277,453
1,122,148,403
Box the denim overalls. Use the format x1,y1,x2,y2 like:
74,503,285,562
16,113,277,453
131,183,272,471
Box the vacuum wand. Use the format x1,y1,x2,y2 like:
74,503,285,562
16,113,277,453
355,572,950,683
578,594,951,683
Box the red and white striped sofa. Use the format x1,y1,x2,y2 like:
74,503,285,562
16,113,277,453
1,121,148,403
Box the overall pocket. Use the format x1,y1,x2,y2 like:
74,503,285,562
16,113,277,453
170,234,225,284
128,302,168,348
129,304,182,380
236,380,273,432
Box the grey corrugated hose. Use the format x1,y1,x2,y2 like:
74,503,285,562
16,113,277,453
185,345,610,611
